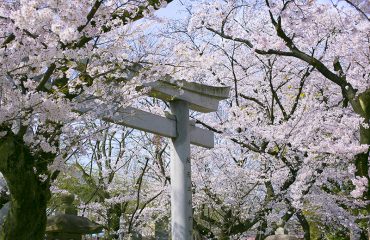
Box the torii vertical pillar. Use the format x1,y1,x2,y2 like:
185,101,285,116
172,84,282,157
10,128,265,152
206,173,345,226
170,100,192,239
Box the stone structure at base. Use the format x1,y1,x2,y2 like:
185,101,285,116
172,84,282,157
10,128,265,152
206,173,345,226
45,194,103,240
264,227,300,240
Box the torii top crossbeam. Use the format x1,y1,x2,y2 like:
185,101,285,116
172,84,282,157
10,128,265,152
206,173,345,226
144,77,230,113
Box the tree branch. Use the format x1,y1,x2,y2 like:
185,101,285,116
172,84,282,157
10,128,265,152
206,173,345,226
343,0,370,22
36,63,56,92
77,0,103,32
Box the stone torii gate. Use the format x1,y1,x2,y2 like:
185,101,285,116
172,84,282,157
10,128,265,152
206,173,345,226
86,78,229,239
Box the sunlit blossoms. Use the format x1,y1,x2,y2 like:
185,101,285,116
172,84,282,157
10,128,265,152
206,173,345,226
0,0,369,239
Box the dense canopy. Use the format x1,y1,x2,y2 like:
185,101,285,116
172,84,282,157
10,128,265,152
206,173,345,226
0,0,369,239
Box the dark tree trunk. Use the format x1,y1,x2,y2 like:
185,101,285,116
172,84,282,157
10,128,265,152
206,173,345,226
349,90,370,238
107,203,122,239
0,133,51,240
297,211,310,240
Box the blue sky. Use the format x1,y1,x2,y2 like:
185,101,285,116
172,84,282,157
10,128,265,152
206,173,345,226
155,0,187,19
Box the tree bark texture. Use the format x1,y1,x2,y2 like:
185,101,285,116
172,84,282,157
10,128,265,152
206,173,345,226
351,90,370,239
0,132,51,240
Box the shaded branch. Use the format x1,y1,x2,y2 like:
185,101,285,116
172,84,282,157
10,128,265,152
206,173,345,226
128,157,150,233
343,0,370,21
77,0,103,32
1,33,15,48
36,63,56,92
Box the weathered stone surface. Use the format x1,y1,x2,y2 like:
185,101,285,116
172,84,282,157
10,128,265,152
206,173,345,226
46,232,82,240
45,194,103,240
144,77,230,113
59,194,77,215
265,236,300,240
46,214,103,234
264,227,300,240
76,105,215,148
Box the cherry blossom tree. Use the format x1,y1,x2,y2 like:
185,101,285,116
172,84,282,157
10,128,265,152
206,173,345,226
152,0,369,238
0,0,172,239
1,0,368,239
51,122,170,239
